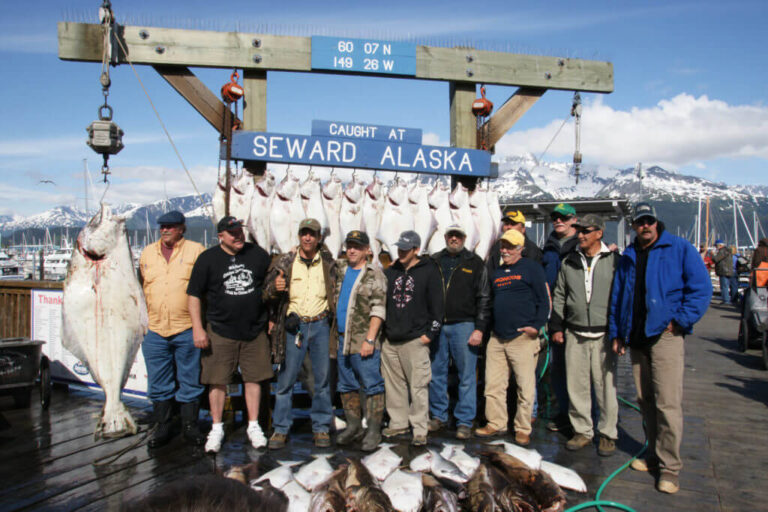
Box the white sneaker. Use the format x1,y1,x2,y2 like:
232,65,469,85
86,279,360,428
247,423,267,449
205,428,225,453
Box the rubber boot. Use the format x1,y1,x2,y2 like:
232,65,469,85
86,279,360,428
180,401,206,446
361,393,384,452
148,400,174,448
336,392,364,445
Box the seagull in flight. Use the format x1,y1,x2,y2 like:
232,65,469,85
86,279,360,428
39,179,56,185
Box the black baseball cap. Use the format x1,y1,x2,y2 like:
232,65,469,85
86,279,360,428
345,230,370,246
632,202,657,223
217,216,243,233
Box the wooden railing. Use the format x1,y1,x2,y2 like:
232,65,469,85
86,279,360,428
0,281,63,338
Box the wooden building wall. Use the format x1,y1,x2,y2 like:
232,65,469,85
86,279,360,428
0,281,62,339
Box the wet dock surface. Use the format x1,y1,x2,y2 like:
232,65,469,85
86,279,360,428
1,302,766,511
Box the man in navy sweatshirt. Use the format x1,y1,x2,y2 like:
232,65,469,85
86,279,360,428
475,229,549,446
380,230,444,446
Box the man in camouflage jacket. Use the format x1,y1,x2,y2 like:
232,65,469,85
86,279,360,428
332,230,388,451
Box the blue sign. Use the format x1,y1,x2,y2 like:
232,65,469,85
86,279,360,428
228,131,494,177
311,36,417,76
311,120,422,144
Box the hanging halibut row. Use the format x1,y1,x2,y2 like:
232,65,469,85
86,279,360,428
211,169,503,261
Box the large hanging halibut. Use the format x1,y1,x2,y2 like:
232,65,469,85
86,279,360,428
62,204,148,439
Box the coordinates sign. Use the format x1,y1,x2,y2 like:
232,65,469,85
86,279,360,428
311,36,416,76
228,131,495,177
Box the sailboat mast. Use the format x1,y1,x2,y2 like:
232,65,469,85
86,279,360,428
705,197,710,248
696,194,702,248
733,198,738,250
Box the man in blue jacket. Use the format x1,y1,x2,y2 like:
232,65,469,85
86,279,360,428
609,202,711,495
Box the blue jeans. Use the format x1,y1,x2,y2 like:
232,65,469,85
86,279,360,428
720,275,735,304
141,329,204,403
428,322,479,427
273,318,332,434
337,335,385,395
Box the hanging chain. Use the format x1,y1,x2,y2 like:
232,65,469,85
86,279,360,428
99,0,115,182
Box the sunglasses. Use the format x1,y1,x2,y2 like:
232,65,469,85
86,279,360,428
578,227,600,235
445,232,465,239
633,217,657,227
551,213,573,222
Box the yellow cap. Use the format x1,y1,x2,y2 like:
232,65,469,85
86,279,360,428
500,229,524,246
504,210,526,224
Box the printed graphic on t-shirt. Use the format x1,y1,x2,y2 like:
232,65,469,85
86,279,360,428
223,263,254,296
494,271,522,289
392,274,415,309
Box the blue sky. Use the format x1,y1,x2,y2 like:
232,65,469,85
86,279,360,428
0,0,766,216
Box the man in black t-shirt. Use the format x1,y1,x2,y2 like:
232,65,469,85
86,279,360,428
187,216,273,454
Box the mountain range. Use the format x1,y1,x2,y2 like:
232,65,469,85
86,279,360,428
2,156,766,246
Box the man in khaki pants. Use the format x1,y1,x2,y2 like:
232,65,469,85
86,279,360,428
381,231,444,446
609,203,711,494
549,214,620,456
475,229,549,446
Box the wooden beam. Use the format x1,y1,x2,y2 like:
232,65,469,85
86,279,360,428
59,22,614,92
481,87,546,149
242,69,268,176
152,65,239,133
450,82,477,149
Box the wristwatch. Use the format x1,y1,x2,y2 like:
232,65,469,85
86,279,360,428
364,338,375,345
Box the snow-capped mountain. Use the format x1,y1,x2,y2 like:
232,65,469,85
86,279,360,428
493,154,766,204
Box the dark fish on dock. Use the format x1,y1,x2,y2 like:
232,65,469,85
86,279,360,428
62,204,147,439
345,458,393,512
309,465,347,512
467,463,502,512
422,473,460,512
483,451,566,512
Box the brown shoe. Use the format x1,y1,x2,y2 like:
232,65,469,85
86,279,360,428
313,431,331,448
657,473,679,494
456,425,472,440
597,435,616,457
474,425,508,438
268,432,287,450
382,426,409,438
514,432,531,446
630,458,659,472
428,418,445,432
411,434,427,446
566,434,592,451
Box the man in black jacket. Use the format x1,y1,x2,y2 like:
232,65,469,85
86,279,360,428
428,225,491,439
381,230,444,446
487,210,542,274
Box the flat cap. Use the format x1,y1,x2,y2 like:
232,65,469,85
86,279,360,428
157,210,185,225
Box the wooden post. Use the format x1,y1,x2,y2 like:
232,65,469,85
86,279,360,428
242,69,268,177
449,81,478,190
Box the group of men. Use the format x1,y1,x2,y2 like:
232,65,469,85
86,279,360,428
138,197,711,496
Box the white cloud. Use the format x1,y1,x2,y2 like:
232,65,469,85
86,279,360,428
495,93,768,169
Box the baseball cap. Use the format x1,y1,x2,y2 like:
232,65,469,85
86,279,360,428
298,218,322,234
217,216,243,233
715,239,724,246
503,210,526,224
573,213,606,231
394,230,421,250
551,203,576,218
444,224,467,237
345,230,370,246
157,210,185,225
500,229,525,247
632,202,657,223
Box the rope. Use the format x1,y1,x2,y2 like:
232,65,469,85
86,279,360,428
536,114,570,165
112,34,216,227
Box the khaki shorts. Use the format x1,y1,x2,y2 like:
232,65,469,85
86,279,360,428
201,326,274,385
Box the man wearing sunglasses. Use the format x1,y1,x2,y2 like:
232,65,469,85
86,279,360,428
487,210,542,274
542,203,580,433
549,214,620,457
609,202,711,494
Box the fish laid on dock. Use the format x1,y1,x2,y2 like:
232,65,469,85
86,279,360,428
62,204,148,439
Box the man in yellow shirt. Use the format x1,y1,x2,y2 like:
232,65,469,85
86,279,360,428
139,211,205,448
263,218,337,449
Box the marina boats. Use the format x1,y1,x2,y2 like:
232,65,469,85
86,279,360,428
0,250,23,280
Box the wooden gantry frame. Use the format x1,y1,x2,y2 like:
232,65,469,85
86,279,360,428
58,22,613,178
